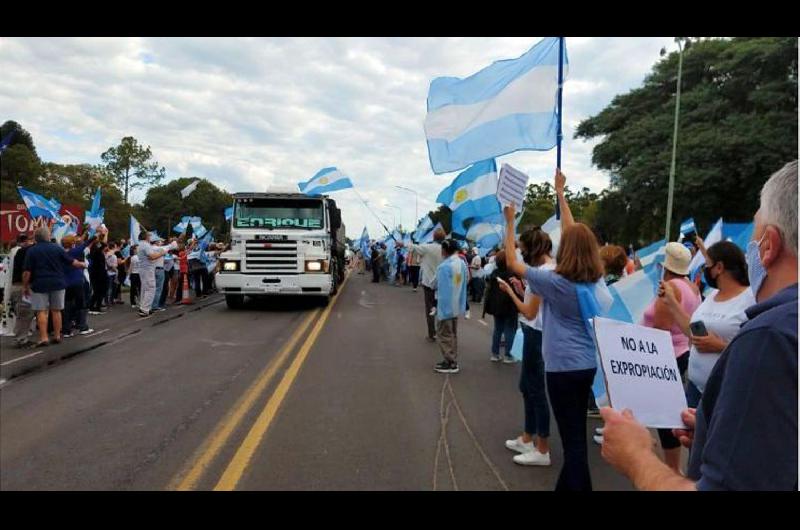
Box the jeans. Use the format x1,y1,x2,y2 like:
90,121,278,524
63,283,87,334
106,273,117,306
686,379,702,409
423,286,436,339
658,351,689,450
130,273,141,306
159,268,172,307
520,325,550,438
153,268,165,309
89,273,108,311
409,265,420,288
547,368,596,491
491,314,517,357
470,277,485,302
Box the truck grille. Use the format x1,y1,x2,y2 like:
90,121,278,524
244,239,299,274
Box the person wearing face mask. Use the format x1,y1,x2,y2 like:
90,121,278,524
600,160,797,491
660,241,754,408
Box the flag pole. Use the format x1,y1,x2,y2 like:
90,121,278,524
351,188,394,240
555,36,565,220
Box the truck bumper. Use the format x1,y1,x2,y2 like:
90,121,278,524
215,273,332,296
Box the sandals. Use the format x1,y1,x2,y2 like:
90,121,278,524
33,341,50,348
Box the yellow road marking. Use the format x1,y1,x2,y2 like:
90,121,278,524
170,308,320,491
213,276,349,491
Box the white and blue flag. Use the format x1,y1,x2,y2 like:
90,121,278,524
679,218,697,239
435,255,468,321
52,218,77,243
425,37,567,174
17,186,61,220
130,215,143,242
174,216,203,234
224,206,234,221
298,167,354,196
421,222,444,244
84,187,105,230
413,215,435,242
181,179,200,199
688,218,722,277
436,159,501,236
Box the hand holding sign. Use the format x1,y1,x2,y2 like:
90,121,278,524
496,163,529,210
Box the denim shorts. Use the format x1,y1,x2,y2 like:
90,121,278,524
30,289,66,311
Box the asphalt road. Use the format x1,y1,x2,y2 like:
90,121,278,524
0,273,635,491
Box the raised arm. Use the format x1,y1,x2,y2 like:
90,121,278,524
502,205,527,278
555,169,575,231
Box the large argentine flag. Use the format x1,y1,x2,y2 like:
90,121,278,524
85,188,105,229
299,167,353,196
425,37,567,174
130,215,143,242
436,159,501,236
17,187,61,220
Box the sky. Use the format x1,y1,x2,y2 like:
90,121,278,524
0,37,677,239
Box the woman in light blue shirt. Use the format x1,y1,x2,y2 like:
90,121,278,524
504,170,606,491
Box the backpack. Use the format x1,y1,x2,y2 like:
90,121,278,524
483,269,517,317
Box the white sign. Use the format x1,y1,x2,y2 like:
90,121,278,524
592,317,688,428
496,163,529,210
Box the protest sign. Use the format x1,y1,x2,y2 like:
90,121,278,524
496,163,529,210
592,317,687,428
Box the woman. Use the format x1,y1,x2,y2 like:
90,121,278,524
504,169,607,491
104,242,118,308
88,237,108,314
498,227,554,466
483,250,518,363
660,240,753,408
641,241,701,472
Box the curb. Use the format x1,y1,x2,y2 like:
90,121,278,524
0,296,224,386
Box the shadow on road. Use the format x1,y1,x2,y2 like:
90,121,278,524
232,295,325,313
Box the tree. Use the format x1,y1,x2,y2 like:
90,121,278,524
141,177,233,239
575,37,798,244
0,121,43,201
101,136,166,204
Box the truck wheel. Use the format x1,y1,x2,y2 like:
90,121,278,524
318,295,331,307
225,294,245,309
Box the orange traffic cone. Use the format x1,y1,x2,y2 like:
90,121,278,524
181,274,194,305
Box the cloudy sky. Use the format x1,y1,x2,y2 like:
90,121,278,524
1,37,676,238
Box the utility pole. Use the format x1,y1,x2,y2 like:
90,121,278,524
664,37,686,242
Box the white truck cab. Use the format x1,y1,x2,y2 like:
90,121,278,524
217,191,345,308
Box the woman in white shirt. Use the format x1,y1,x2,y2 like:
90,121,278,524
498,227,556,466
661,240,754,407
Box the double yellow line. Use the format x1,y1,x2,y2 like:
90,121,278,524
170,277,348,491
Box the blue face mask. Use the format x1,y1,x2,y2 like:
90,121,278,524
746,231,767,298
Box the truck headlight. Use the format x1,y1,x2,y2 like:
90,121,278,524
223,261,240,271
305,260,327,272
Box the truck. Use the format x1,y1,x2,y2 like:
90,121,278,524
216,190,346,308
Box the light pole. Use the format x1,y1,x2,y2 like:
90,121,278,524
394,185,418,226
664,37,686,242
385,203,402,230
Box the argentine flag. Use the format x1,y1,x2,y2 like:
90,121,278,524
436,159,501,236
130,215,143,242
299,167,353,196
413,215,435,242
435,255,468,320
420,222,444,244
85,188,105,229
17,186,61,220
224,206,234,221
679,218,696,239
425,37,567,174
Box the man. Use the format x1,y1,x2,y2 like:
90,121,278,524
469,248,485,303
370,242,383,283
409,228,446,342
432,239,467,374
601,160,798,491
22,227,87,346
61,233,95,337
137,231,176,317
9,234,35,347
151,239,167,311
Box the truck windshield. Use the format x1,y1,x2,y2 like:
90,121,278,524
234,198,324,230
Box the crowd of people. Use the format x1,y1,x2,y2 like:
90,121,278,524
5,223,228,348
353,160,797,492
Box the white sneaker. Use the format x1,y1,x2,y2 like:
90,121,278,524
490,354,502,362
80,328,95,335
595,427,604,435
464,310,471,319
593,435,604,445
505,437,535,454
513,450,551,466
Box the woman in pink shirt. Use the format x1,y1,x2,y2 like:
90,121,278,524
640,242,701,472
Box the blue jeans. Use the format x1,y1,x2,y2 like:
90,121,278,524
686,379,703,409
491,314,517,356
547,368,596,491
153,268,165,309
520,325,550,438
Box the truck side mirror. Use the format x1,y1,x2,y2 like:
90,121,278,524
330,207,342,230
